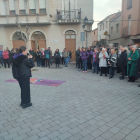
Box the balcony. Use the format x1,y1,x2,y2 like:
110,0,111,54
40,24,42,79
122,26,131,37
57,9,81,24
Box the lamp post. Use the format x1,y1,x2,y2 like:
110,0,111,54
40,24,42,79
82,17,92,48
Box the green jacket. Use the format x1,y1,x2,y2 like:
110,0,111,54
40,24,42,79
127,50,139,77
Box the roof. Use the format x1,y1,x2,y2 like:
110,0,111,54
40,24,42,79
97,12,120,25
92,28,98,31
110,11,121,22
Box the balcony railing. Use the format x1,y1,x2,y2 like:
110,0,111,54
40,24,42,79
57,9,81,20
123,26,131,37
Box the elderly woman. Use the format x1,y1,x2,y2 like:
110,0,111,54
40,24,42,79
99,48,109,76
127,45,139,82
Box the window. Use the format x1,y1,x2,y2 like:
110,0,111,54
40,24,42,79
116,24,119,33
39,0,46,14
40,9,46,14
127,0,132,9
29,0,36,14
30,9,36,14
9,0,16,15
111,27,113,34
19,0,26,15
10,10,16,15
94,32,95,35
100,25,102,31
20,10,26,15
103,23,104,30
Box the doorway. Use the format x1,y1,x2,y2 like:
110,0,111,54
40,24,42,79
65,30,76,62
31,31,46,52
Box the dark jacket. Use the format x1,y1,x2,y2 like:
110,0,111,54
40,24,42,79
87,50,93,61
68,51,72,58
12,54,34,80
54,52,60,59
40,52,45,59
92,52,100,64
76,49,80,58
36,51,41,59
119,50,127,67
29,50,35,58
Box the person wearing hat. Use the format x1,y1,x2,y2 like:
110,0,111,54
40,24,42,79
127,45,139,82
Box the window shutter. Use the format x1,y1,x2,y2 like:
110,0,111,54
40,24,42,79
39,0,46,9
19,0,25,10
0,1,6,15
29,0,36,9
70,0,75,10
9,0,15,10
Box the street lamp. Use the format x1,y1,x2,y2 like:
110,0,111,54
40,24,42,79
82,17,92,48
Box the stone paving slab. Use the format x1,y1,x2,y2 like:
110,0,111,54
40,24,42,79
0,65,140,140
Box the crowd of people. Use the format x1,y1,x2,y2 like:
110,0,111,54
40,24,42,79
1,44,140,87
76,44,140,87
0,47,72,69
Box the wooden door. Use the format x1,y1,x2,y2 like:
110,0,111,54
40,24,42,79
13,40,25,49
39,40,46,50
31,41,36,52
65,34,76,62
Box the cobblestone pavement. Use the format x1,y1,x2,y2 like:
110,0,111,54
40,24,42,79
0,64,140,140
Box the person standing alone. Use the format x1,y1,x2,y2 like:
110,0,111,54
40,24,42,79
12,46,34,108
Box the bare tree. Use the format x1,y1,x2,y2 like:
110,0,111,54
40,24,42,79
15,21,32,49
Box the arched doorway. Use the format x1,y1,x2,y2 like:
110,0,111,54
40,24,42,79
31,31,46,52
65,30,76,62
13,32,26,49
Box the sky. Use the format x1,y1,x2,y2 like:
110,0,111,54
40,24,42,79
92,0,122,29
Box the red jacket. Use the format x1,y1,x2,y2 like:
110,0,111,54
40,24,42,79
2,51,9,59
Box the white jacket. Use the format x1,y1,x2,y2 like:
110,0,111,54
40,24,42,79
99,51,109,67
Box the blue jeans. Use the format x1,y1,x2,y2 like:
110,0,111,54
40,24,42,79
68,57,71,64
0,57,3,66
37,59,41,66
64,57,68,66
50,57,52,65
93,61,98,73
83,60,87,71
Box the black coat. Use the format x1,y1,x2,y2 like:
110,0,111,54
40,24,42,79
36,51,41,59
119,50,127,67
54,52,60,59
12,55,34,80
29,50,35,58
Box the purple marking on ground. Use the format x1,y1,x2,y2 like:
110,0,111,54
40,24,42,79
5,79,66,87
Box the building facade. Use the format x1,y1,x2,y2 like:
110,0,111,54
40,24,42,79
92,28,98,47
97,13,117,46
121,0,140,46
0,0,93,62
109,12,121,48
